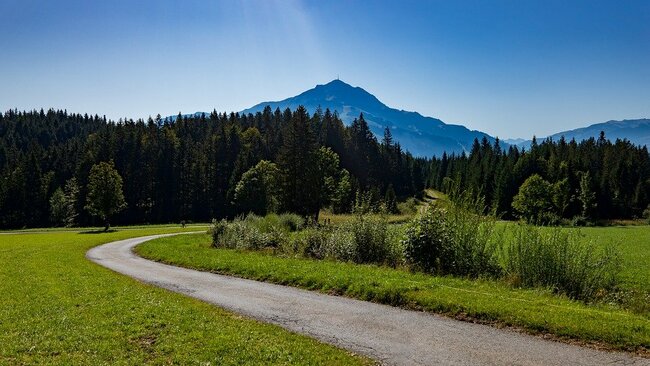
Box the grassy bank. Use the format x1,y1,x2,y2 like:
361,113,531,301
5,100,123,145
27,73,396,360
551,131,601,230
137,233,650,354
0,228,370,365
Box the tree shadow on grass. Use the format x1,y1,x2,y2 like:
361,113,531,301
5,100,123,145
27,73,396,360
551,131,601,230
78,229,118,234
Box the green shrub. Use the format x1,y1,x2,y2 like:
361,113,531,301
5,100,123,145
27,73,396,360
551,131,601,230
348,214,390,264
242,213,273,232
210,214,294,250
209,218,228,248
287,227,331,258
384,225,406,267
570,215,594,227
222,218,266,250
319,214,401,265
442,200,501,277
323,228,356,261
402,195,501,278
211,212,401,265
502,225,621,300
402,206,447,272
279,213,305,231
237,213,304,234
643,204,650,224
397,197,418,215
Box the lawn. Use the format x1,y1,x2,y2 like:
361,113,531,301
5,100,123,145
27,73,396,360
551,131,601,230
0,227,370,365
137,232,650,353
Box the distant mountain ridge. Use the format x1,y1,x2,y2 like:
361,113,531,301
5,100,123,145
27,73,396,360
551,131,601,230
240,80,498,157
512,119,650,149
165,80,648,156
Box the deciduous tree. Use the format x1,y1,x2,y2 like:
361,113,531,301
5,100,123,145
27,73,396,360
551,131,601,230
85,161,126,231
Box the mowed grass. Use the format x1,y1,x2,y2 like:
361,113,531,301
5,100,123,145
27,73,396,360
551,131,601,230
137,233,650,353
0,223,210,234
0,228,370,365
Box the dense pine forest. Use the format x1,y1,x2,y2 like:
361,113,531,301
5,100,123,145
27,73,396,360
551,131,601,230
0,107,426,228
428,135,650,223
1,108,649,229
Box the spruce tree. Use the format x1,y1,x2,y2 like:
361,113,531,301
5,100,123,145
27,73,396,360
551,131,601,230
277,106,319,218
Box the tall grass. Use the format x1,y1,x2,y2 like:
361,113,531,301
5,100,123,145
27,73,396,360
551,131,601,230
502,225,621,300
210,197,622,302
210,213,303,250
296,214,403,266
402,181,621,300
211,213,402,266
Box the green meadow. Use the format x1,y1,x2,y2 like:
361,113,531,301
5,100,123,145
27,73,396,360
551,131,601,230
0,227,370,365
579,226,650,291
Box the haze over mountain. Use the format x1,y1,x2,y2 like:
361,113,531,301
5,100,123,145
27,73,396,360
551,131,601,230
164,81,649,156
513,119,650,149
240,80,498,157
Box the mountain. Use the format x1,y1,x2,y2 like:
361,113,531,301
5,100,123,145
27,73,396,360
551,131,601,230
240,80,500,157
503,138,528,146
513,119,650,149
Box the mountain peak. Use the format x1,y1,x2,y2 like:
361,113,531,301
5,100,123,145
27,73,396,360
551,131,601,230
240,81,497,157
298,79,383,111
322,79,352,87
314,79,372,96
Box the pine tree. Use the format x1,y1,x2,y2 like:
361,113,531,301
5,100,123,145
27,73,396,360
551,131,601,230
277,106,319,218
384,184,398,214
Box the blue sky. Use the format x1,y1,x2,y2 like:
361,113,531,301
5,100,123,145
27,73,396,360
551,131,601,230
1,0,648,139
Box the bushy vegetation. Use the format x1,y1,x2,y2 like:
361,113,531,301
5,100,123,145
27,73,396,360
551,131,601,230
502,226,620,300
403,205,501,278
401,200,620,300
396,197,419,215
211,212,402,266
402,184,501,277
211,194,622,302
211,213,304,250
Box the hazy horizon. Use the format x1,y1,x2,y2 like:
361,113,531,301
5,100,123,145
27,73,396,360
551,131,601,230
1,0,648,139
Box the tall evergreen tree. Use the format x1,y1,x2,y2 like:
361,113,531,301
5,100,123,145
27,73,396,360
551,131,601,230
277,106,319,218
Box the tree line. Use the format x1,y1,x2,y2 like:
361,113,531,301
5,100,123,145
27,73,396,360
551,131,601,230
428,134,650,224
2,107,649,229
0,107,426,228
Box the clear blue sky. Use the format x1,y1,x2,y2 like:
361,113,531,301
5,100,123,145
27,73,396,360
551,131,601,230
1,0,648,139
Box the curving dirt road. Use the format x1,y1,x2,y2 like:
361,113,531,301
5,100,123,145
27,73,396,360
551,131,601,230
87,234,649,366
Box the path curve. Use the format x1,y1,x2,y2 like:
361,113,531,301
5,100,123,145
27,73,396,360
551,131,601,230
87,234,649,366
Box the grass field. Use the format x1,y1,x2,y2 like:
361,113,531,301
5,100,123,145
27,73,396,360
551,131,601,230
0,227,370,365
0,223,210,234
580,226,650,291
137,232,650,353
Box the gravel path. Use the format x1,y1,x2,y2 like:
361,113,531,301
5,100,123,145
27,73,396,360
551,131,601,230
87,234,649,366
